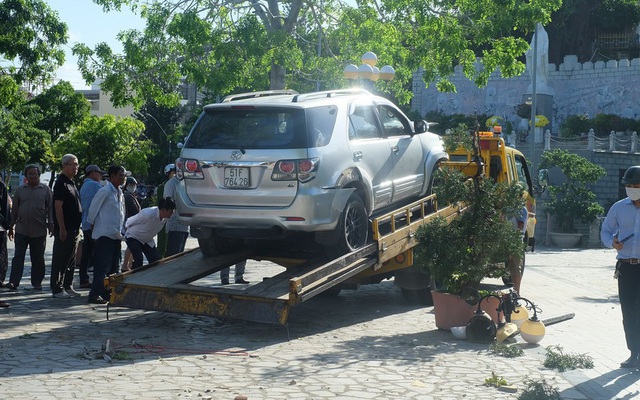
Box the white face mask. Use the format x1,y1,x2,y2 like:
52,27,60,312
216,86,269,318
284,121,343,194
626,187,640,201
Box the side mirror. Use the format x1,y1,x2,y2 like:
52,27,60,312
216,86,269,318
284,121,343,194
414,120,428,134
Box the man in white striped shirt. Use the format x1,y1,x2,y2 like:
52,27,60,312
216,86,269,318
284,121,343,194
86,165,126,304
124,198,175,269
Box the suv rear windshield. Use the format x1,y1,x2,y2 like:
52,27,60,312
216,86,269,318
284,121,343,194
185,105,338,149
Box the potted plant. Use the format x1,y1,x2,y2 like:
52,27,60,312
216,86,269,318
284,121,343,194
414,127,526,329
538,149,605,247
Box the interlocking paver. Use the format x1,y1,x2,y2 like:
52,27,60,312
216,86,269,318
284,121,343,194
0,239,638,399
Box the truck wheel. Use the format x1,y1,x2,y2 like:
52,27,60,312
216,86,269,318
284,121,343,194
198,233,244,257
335,193,368,254
198,237,216,257
401,288,433,305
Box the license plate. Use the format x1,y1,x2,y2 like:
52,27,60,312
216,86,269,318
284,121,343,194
224,167,250,187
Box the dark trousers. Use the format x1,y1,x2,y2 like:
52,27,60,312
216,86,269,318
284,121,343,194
618,261,640,353
126,238,160,269
89,236,121,301
165,231,188,257
9,233,46,288
78,229,94,284
50,230,79,294
0,232,7,283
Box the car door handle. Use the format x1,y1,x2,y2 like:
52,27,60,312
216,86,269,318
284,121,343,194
353,151,363,161
391,145,399,154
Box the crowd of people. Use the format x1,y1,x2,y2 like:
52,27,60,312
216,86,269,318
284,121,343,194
0,154,250,307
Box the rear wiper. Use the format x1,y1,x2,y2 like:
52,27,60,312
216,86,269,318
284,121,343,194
236,144,246,154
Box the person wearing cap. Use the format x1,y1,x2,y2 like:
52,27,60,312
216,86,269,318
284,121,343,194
121,176,141,272
601,165,640,368
4,164,54,291
163,163,189,257
86,165,126,304
77,164,105,288
50,154,83,299
124,197,175,269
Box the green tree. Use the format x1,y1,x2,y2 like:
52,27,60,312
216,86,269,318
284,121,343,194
26,81,91,168
135,101,184,184
53,115,155,177
74,0,561,109
0,77,48,173
0,0,68,85
0,0,68,174
539,149,605,233
546,0,640,64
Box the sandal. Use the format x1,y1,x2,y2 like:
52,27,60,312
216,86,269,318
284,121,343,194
0,301,10,308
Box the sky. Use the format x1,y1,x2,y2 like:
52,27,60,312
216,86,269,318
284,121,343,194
45,0,145,89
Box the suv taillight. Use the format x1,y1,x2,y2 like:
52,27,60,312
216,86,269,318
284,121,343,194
176,157,204,180
272,158,319,183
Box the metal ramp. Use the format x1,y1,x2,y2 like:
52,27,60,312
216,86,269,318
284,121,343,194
106,244,377,325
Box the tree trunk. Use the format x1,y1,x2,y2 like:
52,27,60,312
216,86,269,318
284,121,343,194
269,63,286,90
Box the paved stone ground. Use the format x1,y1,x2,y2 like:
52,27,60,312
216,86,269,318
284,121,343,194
1,238,639,399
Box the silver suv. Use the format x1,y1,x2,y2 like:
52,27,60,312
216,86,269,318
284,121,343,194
175,89,447,256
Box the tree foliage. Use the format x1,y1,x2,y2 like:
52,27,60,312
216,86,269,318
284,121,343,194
0,0,69,174
74,0,561,109
0,77,48,173
53,115,154,177
415,167,525,294
546,0,640,64
0,0,68,85
539,149,605,232
28,81,91,145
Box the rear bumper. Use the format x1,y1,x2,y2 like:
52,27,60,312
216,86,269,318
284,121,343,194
176,184,355,233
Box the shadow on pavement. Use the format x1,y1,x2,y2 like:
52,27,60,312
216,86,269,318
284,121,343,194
0,281,440,377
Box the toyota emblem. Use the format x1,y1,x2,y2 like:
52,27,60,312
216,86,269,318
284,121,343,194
230,151,243,160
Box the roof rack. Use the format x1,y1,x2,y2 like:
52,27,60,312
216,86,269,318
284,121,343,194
222,90,299,103
292,89,372,103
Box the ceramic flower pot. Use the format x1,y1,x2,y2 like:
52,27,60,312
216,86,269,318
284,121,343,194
431,291,501,330
549,232,582,248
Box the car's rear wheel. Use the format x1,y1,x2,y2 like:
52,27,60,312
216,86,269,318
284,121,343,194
335,193,368,254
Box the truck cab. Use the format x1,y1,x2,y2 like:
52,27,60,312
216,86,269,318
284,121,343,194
444,131,538,250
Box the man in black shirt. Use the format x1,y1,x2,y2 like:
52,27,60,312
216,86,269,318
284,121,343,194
50,154,82,299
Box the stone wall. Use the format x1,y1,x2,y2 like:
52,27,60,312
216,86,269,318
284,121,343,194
411,55,640,135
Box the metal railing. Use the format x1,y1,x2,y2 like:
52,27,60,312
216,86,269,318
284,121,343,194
543,129,640,153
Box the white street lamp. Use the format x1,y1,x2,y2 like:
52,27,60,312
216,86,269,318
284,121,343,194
343,52,395,88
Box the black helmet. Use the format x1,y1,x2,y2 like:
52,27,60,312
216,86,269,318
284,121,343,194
622,166,640,185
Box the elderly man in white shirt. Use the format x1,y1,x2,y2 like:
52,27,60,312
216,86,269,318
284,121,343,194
86,165,126,304
124,198,175,269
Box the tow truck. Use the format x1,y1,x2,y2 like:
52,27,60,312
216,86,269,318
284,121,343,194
105,132,540,325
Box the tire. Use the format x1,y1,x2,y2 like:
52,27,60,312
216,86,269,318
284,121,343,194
401,288,433,306
425,161,443,212
335,193,368,254
198,232,244,257
198,237,216,257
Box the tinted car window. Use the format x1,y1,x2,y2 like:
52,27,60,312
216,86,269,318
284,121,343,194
349,106,382,140
377,105,410,136
306,105,338,148
186,107,307,149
